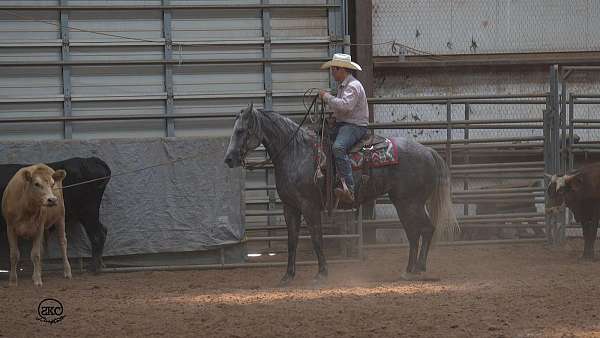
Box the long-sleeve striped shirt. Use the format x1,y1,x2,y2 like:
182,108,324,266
322,75,369,126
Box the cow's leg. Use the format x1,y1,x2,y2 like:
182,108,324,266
303,207,328,282
80,207,107,273
280,204,301,285
30,226,44,287
57,219,72,279
582,221,598,260
7,226,19,287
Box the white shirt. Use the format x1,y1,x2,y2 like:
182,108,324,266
323,75,369,126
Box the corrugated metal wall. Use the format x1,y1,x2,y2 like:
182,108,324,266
0,0,346,140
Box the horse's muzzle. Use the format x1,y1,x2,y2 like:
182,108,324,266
224,154,240,168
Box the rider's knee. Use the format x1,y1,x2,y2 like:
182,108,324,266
332,143,345,156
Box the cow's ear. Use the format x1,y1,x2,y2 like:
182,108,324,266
52,169,66,182
22,170,33,183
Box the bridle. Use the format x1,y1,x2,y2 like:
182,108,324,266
240,95,321,169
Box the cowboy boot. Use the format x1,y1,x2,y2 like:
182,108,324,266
335,180,354,204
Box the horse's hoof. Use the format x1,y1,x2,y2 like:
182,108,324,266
278,274,294,287
401,272,441,282
312,272,328,286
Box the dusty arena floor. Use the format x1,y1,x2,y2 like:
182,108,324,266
2,242,600,338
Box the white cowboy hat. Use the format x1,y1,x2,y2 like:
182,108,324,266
320,53,362,71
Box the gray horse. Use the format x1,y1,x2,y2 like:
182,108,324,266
224,104,459,284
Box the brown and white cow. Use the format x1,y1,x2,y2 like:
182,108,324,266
1,164,70,287
546,162,600,259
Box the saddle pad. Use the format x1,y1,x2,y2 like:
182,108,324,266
315,137,400,171
349,138,399,169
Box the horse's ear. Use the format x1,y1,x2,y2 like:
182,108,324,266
249,102,254,111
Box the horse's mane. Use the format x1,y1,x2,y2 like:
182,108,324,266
254,109,315,144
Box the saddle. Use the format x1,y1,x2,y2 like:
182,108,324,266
349,133,388,153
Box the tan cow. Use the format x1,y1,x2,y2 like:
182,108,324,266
2,164,71,287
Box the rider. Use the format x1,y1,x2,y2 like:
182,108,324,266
319,53,369,204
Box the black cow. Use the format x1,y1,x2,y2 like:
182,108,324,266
546,162,600,260
0,157,110,273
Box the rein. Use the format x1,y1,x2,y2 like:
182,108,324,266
242,94,321,169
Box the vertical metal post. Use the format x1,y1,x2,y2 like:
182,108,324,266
327,0,339,90
262,0,276,242
357,205,364,260
568,94,575,172
353,0,374,123
162,0,175,137
219,247,225,267
262,0,273,111
463,103,470,216
559,72,568,244
543,102,552,245
59,0,72,139
446,102,452,166
560,75,567,175
546,65,561,245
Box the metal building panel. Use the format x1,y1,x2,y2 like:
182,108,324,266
271,9,328,38
1,1,58,5
68,10,163,42
170,0,260,4
0,47,60,62
72,100,164,116
271,43,329,58
71,120,165,139
71,65,164,96
175,45,263,61
174,98,261,137
0,101,63,141
271,63,328,93
0,123,63,141
0,66,62,98
0,10,60,42
173,64,264,95
373,0,600,55
68,0,161,4
171,9,262,41
70,46,164,61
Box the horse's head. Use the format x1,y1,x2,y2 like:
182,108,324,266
224,103,263,168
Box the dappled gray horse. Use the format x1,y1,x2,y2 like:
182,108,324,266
224,105,458,284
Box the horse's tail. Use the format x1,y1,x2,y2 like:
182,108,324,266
427,149,460,242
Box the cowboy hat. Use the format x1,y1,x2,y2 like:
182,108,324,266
320,53,362,71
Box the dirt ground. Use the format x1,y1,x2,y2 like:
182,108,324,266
2,241,600,338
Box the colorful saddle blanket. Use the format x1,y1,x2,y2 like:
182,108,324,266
316,135,400,170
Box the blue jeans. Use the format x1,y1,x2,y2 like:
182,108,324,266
329,122,368,192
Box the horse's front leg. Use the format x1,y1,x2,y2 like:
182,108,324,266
280,204,301,286
303,207,328,282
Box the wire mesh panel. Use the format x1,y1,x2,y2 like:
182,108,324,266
372,0,600,56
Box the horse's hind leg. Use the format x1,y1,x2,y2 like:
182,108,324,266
415,207,434,273
392,201,420,274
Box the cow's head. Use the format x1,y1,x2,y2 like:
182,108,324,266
224,103,263,168
22,164,67,207
545,172,583,210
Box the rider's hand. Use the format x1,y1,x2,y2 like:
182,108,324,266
319,90,328,100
